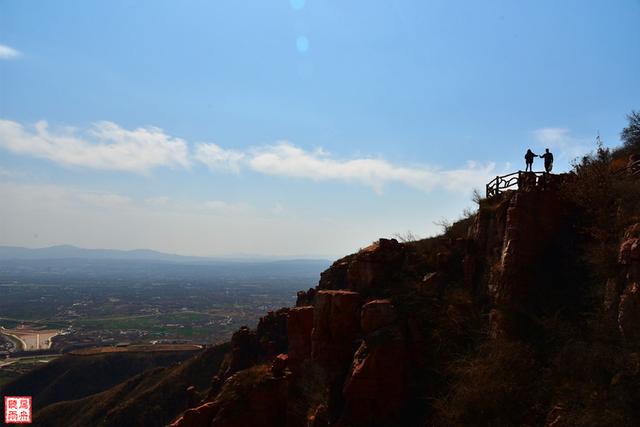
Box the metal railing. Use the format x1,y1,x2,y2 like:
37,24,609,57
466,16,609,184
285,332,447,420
486,160,640,198
485,171,547,198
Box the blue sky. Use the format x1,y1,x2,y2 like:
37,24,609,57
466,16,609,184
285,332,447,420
0,0,638,258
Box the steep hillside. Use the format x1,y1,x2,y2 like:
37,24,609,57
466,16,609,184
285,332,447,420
33,343,229,427
0,348,199,411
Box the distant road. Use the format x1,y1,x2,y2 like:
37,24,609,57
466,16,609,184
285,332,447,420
0,327,26,351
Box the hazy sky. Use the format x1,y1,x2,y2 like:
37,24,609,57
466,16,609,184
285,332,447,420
0,0,638,258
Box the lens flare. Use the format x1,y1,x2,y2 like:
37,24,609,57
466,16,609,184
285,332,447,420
296,36,309,53
289,0,306,10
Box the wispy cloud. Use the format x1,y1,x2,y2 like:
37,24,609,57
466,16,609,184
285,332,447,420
0,118,495,194
0,44,21,60
0,119,190,174
247,142,495,193
194,143,244,173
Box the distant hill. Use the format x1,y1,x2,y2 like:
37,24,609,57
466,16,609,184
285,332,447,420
0,245,330,264
0,347,208,412
0,245,206,262
30,343,230,427
0,245,331,282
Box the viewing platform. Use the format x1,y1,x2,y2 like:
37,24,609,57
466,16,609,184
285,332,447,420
485,171,550,198
486,158,640,199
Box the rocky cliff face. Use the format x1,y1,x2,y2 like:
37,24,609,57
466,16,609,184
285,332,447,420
614,223,640,343
471,187,576,339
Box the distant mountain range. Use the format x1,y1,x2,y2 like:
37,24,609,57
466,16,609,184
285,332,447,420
0,245,330,265
0,245,332,283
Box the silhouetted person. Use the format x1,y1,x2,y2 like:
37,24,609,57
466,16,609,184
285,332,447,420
540,148,554,173
524,149,538,172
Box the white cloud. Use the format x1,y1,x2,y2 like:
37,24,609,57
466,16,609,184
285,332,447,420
0,44,20,60
0,166,12,177
533,127,591,160
248,142,495,193
194,143,244,173
0,119,190,173
0,118,494,194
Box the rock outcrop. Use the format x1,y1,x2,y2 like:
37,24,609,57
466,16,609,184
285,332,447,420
225,326,259,376
311,290,363,369
340,300,408,427
287,306,314,368
471,187,573,339
617,223,640,342
311,290,363,423
257,308,290,359
318,239,406,294
169,365,289,427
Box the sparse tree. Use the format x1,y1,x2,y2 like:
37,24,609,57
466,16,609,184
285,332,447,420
621,110,640,151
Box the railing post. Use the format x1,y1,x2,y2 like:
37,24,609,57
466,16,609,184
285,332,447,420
518,171,521,190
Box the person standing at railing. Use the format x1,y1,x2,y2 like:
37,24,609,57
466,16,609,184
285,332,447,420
524,149,538,172
540,148,554,173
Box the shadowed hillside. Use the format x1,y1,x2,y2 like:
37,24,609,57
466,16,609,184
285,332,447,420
31,343,229,427
0,347,202,412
